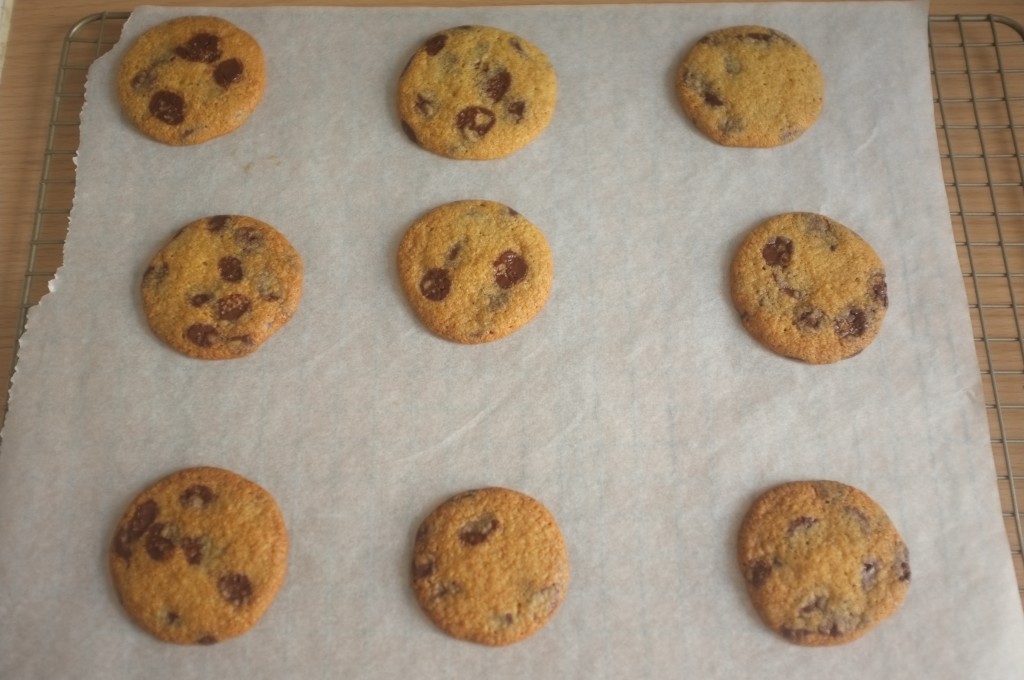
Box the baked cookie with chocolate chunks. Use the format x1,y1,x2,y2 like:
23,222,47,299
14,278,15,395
397,200,553,343
109,466,288,645
142,214,303,360
737,480,910,646
676,26,823,147
398,25,557,160
730,212,888,364
117,16,266,145
412,487,570,646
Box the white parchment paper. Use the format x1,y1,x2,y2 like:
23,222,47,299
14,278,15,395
2,2,1023,678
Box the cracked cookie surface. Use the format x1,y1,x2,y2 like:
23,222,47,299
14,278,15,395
141,214,303,360
730,212,888,364
117,16,266,145
738,480,910,646
397,200,553,343
411,487,570,646
397,25,557,160
675,25,823,147
109,467,288,645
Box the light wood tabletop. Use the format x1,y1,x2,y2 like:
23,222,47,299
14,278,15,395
1,1,1023,609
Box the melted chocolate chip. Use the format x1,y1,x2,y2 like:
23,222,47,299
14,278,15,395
126,500,159,542
166,611,180,624
484,68,511,103
216,293,252,321
233,226,264,252
175,33,222,63
218,256,244,283
213,58,244,88
762,236,793,267
420,268,451,301
719,117,744,135
131,70,154,91
208,215,230,232
872,272,889,308
459,514,500,545
446,243,462,261
186,324,218,348
507,100,526,123
511,38,526,55
795,307,826,331
145,523,174,561
196,635,218,645
835,308,868,338
218,573,253,607
787,516,819,535
180,484,216,508
745,32,774,42
861,559,880,591
493,250,528,289
181,536,205,566
455,107,496,138
412,557,435,579
749,559,772,588
424,34,447,56
703,90,725,107
149,91,185,126
414,94,436,118
190,293,211,307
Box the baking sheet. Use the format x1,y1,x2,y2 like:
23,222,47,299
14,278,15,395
2,2,1023,678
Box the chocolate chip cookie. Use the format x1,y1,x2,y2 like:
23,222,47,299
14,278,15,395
396,200,553,343
676,26,824,147
117,16,266,145
141,215,303,360
730,212,888,364
109,467,288,645
738,480,911,646
411,487,570,646
397,25,558,160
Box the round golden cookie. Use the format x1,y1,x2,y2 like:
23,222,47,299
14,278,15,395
397,25,558,160
141,215,303,360
117,16,266,145
737,480,911,646
397,200,553,344
730,212,888,364
411,487,570,646
109,467,288,645
675,26,824,147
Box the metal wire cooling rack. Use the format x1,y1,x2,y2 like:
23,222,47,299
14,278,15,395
7,12,1024,610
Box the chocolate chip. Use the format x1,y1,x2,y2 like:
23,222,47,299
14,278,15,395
719,117,744,135
484,68,511,103
861,559,880,591
131,70,154,90
196,635,218,645
896,543,911,582
218,256,243,283
419,268,451,301
414,94,436,118
208,215,230,232
487,291,509,312
216,293,252,321
806,214,839,249
213,58,244,88
144,263,169,284
493,251,527,289
424,34,447,56
181,536,205,566
511,38,526,55
459,514,500,545
218,573,253,607
415,524,430,542
433,581,462,599
795,307,826,331
180,484,216,508
233,226,264,252
800,594,827,614
787,516,818,535
455,106,496,139
703,90,724,107
228,335,254,346
835,308,868,338
412,556,435,579
762,236,793,267
844,505,872,533
126,500,159,542
145,523,175,561
190,293,211,307
401,120,418,144
186,324,218,348
149,91,185,126
872,272,888,308
745,32,774,42
166,611,180,624
507,100,526,123
446,243,462,261
749,559,772,588
175,33,221,63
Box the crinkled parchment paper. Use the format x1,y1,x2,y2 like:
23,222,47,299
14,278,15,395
2,2,1022,678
